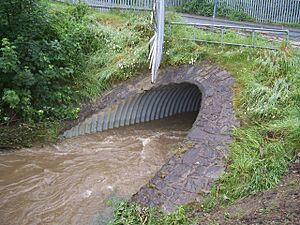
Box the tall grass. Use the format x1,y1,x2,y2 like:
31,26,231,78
103,201,194,225
72,9,151,98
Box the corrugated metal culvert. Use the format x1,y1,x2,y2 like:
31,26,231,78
63,83,202,138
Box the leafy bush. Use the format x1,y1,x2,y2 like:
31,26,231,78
0,0,96,123
0,1,150,125
182,0,214,17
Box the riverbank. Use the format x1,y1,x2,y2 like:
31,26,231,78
194,154,300,224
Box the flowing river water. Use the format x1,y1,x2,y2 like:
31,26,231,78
0,113,197,225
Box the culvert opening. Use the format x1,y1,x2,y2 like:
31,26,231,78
63,83,202,138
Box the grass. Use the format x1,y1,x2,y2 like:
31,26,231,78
96,198,195,225
186,41,299,211
65,7,151,98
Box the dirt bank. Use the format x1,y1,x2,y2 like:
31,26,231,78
193,153,300,225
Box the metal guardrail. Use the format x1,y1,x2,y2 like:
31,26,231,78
169,22,289,50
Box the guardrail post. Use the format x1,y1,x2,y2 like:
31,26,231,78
251,30,255,47
285,30,289,48
193,25,196,41
199,27,201,39
221,27,224,44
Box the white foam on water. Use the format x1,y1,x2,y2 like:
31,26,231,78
83,190,92,198
139,138,151,147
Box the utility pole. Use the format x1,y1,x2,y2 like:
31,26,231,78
149,0,165,83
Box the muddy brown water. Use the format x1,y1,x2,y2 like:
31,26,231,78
0,113,197,225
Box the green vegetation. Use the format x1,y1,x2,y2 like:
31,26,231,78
1,1,299,224
105,12,300,225
105,202,193,225
201,48,300,210
0,2,202,149
1,0,91,123
180,0,253,22
0,0,150,148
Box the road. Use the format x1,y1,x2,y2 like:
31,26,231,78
180,13,300,42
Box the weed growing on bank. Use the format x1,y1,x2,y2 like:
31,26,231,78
98,199,195,225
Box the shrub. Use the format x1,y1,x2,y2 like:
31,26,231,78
0,1,110,123
182,0,214,17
